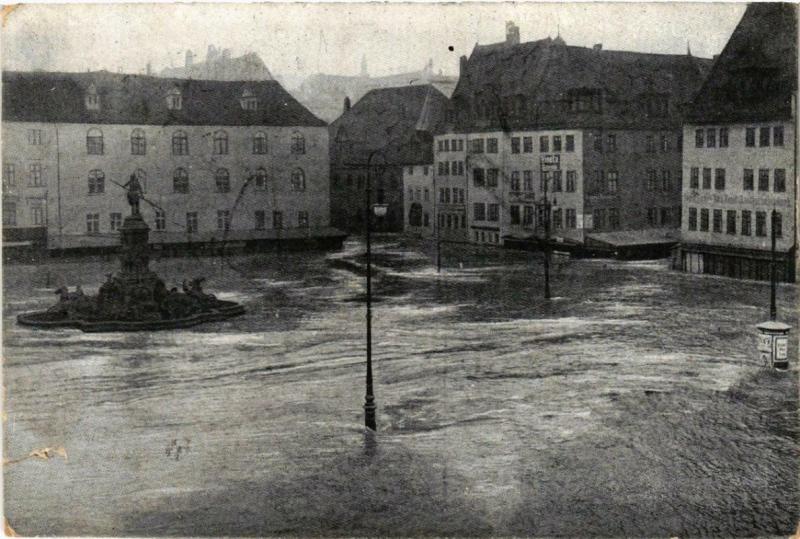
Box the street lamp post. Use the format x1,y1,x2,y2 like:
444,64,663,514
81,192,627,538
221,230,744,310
770,208,777,321
364,150,388,431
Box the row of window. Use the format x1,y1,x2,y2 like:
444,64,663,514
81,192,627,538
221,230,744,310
470,168,581,193
2,163,44,187
687,207,783,237
439,212,466,229
78,128,306,156
646,207,680,227
2,201,45,226
438,161,465,176
84,85,260,113
407,186,430,203
437,134,578,155
511,134,576,154
436,139,465,152
82,167,306,195
592,208,622,230
84,210,310,234
644,169,678,192
473,202,500,222
406,166,431,176
645,134,678,153
438,187,466,204
695,126,784,149
473,230,502,244
688,167,786,192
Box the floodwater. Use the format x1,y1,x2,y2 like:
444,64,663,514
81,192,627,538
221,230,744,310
3,238,798,536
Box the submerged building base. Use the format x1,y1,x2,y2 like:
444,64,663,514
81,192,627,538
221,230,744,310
675,243,796,283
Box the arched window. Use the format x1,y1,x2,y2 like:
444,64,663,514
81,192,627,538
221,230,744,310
254,167,268,190
166,87,182,110
291,168,305,191
172,130,189,155
173,168,189,193
133,168,147,192
291,132,305,155
215,168,230,193
86,128,104,155
131,128,146,155
213,130,229,155
252,132,268,155
88,169,105,194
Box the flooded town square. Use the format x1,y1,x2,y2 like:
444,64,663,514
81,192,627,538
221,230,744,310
3,2,799,535
4,239,798,536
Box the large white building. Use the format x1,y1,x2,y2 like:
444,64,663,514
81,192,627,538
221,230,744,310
2,70,342,253
677,4,797,281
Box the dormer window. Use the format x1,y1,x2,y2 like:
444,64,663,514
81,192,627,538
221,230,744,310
85,84,100,111
240,88,258,111
568,88,603,113
166,87,182,111
644,93,669,117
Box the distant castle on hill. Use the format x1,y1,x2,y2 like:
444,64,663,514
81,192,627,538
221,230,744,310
160,45,273,81
294,56,458,123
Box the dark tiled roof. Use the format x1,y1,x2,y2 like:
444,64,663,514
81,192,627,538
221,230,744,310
449,38,712,132
687,3,798,124
2,70,326,127
329,84,448,166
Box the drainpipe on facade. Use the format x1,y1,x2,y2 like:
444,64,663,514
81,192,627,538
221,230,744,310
55,124,63,251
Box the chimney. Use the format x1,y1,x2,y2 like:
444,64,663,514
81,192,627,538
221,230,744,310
593,43,603,52
459,55,468,76
343,96,351,113
506,21,520,46
185,50,194,68
146,62,152,76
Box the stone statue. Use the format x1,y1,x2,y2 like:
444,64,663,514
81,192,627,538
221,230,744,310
123,173,143,216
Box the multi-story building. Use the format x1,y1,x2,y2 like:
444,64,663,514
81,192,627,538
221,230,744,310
2,70,342,253
329,84,447,233
434,22,711,256
402,164,435,238
678,3,797,281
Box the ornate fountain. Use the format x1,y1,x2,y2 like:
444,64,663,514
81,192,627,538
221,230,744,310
17,176,245,332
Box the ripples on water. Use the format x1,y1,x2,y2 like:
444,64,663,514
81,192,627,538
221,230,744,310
3,239,797,536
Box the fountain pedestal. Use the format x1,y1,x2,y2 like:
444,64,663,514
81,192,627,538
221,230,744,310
17,188,244,332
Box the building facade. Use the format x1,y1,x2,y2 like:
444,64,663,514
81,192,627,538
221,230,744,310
677,3,797,281
434,22,710,255
329,84,448,233
2,71,338,252
402,164,435,238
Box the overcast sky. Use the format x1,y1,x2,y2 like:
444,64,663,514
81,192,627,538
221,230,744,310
2,2,747,87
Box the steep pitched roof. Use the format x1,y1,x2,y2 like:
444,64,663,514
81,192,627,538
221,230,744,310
687,3,797,124
329,84,448,166
449,37,712,132
2,70,326,127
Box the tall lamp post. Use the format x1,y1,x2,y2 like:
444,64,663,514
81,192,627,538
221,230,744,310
364,149,388,431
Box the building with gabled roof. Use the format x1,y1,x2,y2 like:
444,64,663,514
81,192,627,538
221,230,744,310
678,3,797,281
296,59,457,123
434,22,711,255
2,70,342,254
329,84,448,233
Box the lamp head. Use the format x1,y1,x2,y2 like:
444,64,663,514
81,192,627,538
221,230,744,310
373,203,389,218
